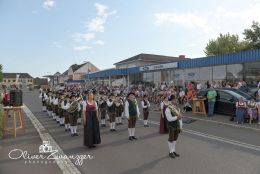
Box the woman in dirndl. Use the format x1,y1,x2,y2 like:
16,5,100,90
236,97,247,124
247,97,258,124
84,90,101,148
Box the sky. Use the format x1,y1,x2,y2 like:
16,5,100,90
1,0,260,78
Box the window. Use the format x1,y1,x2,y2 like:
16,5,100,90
213,65,226,81
244,61,260,86
218,91,232,101
226,64,243,83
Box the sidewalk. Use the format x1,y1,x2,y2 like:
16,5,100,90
0,110,61,174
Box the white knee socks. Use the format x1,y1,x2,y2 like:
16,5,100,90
70,126,77,134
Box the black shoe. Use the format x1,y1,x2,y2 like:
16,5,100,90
119,123,123,125
132,136,137,140
78,123,81,125
110,129,113,132
60,124,63,127
113,129,117,131
129,136,133,141
56,121,59,123
173,152,180,157
71,134,74,137
74,133,79,136
169,153,175,158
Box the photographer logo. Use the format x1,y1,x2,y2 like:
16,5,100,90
8,141,94,166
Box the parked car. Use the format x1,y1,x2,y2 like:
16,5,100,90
198,89,254,117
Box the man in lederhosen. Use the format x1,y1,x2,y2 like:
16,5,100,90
53,93,60,123
141,95,150,127
62,95,70,132
165,94,182,159
46,91,53,117
124,92,140,141
68,94,79,136
115,94,124,125
58,94,65,126
77,94,83,125
98,91,107,127
39,90,47,112
107,93,117,131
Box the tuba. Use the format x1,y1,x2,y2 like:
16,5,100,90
168,104,181,117
67,101,78,113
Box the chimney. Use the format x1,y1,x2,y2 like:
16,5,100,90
179,55,185,59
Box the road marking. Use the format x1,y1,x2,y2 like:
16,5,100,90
149,110,260,131
23,105,82,174
146,119,260,152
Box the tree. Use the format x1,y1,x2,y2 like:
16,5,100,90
204,33,249,56
243,21,260,49
0,64,2,82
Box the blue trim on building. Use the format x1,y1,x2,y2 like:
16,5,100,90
87,49,260,79
65,80,85,83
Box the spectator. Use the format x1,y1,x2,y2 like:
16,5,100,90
247,97,258,124
207,86,217,118
236,97,247,124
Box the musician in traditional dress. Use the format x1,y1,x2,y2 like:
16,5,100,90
53,93,60,123
107,93,117,131
115,94,124,125
68,94,80,136
62,95,71,131
159,96,169,134
165,94,182,159
84,90,101,148
39,90,47,112
58,94,65,126
77,94,83,125
124,92,140,141
141,95,150,127
46,91,53,117
98,91,107,127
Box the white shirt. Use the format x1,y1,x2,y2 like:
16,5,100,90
141,100,150,109
124,100,140,119
179,91,185,97
197,83,202,90
106,99,114,107
165,107,178,122
61,101,70,110
53,98,59,105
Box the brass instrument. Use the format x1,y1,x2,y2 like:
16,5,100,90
67,101,78,113
168,104,182,117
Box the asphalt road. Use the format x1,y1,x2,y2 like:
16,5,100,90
1,90,259,174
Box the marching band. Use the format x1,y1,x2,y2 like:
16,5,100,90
39,87,183,158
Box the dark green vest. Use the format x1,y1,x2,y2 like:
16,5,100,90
168,107,180,128
108,102,116,113
128,100,137,116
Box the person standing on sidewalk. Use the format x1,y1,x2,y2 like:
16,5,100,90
207,86,217,118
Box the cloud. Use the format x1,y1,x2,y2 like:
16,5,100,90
42,0,55,9
73,45,92,51
72,3,116,51
94,40,105,45
73,33,96,42
86,3,116,32
50,41,62,48
154,12,214,34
